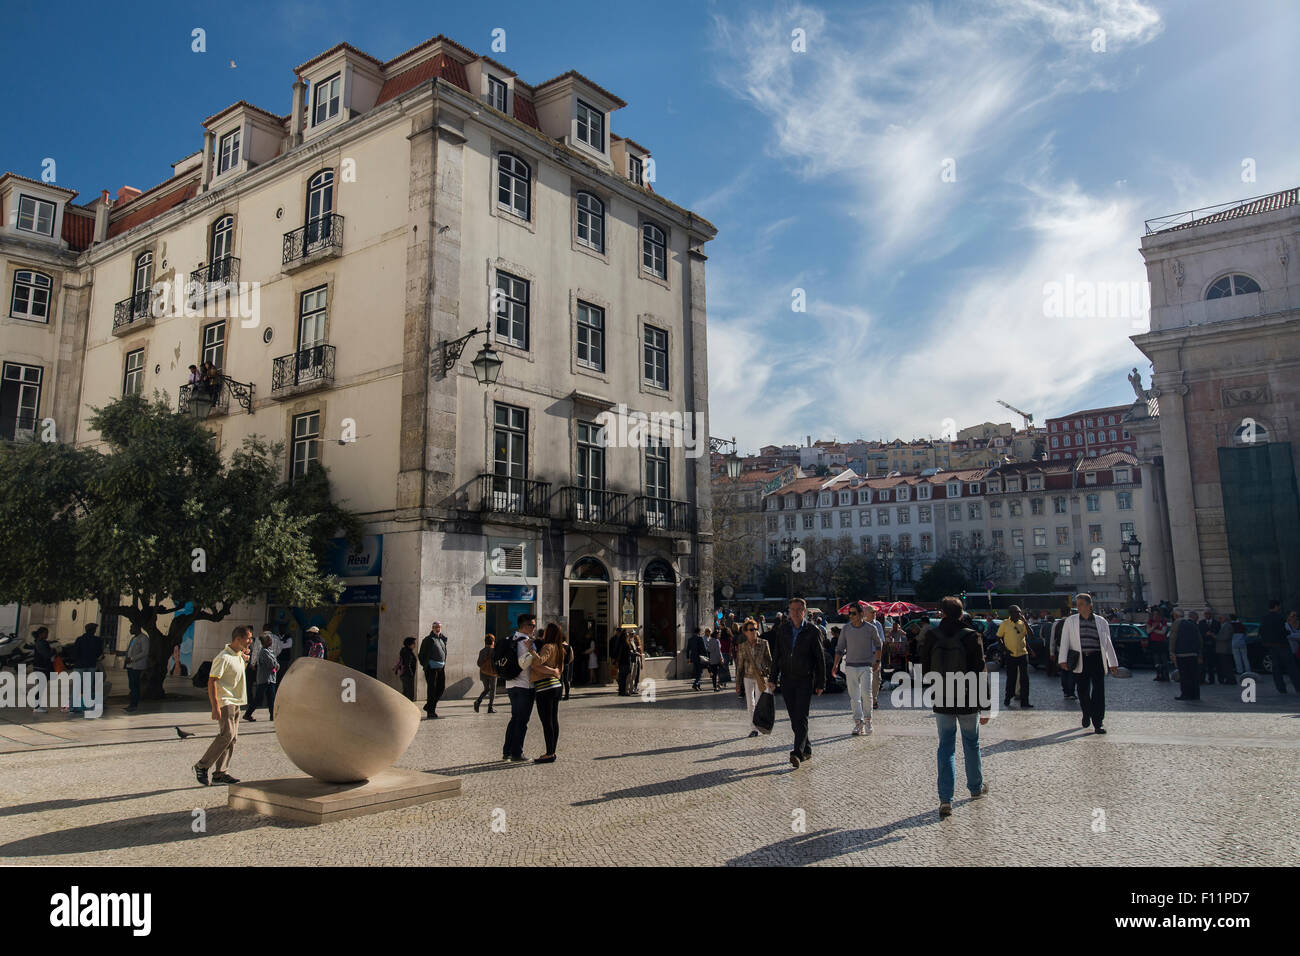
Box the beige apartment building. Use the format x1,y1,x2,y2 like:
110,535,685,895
1,34,717,693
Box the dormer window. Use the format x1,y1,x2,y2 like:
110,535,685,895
897,486,909,501
313,73,342,126
217,129,241,175
1084,472,1098,485
576,99,604,151
629,155,644,185
917,485,931,500
1206,273,1261,299
947,481,960,497
487,75,508,113
1027,475,1042,490
16,195,55,236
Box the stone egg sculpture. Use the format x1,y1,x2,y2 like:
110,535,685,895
274,657,421,783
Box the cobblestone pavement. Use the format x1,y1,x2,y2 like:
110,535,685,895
1,670,1297,866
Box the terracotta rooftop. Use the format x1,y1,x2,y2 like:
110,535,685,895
1077,451,1138,471
62,209,95,251
0,172,77,199
534,69,627,108
1147,186,1299,235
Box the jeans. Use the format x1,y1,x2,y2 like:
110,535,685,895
1003,654,1030,704
935,712,983,803
843,665,873,727
1076,652,1106,728
535,687,560,755
1176,655,1200,699
781,679,814,756
424,666,445,716
1232,643,1249,676
503,687,535,759
475,675,496,709
127,668,143,708
1266,645,1300,693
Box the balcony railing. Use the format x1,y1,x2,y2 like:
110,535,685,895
633,496,694,534
188,256,240,301
179,382,229,417
560,486,628,525
478,474,552,518
113,290,153,332
271,344,335,395
282,214,343,266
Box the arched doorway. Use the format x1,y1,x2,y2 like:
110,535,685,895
568,556,611,685
641,559,677,658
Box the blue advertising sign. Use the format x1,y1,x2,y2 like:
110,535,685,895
338,584,382,605
486,585,537,603
327,535,383,577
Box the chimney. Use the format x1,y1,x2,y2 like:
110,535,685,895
291,77,306,146
200,129,214,192
116,186,142,205
93,190,112,244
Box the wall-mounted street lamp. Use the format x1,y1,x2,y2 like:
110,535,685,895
710,435,742,478
437,326,503,385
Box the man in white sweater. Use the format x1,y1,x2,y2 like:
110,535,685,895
1056,593,1119,734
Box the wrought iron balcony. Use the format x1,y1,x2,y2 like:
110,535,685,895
560,486,629,526
282,214,343,268
112,290,153,333
477,474,552,518
272,344,335,395
188,256,240,302
179,371,256,419
633,496,694,534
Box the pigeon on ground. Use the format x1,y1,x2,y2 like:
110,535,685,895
175,727,196,739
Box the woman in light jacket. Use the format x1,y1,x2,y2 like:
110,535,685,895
1056,593,1119,735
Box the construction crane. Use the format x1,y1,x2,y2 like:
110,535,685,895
996,399,1034,429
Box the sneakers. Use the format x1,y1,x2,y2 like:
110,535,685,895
971,783,989,799
862,726,873,736
939,802,952,818
212,772,240,784
193,764,209,787
852,720,864,735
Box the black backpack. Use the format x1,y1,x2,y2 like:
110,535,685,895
491,635,523,681
927,626,971,682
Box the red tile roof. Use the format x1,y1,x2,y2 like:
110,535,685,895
295,42,383,76
106,181,199,239
0,171,77,199
381,34,477,72
374,53,470,106
1078,451,1138,471
534,69,627,108
62,210,95,251
512,92,540,130
1151,186,1299,235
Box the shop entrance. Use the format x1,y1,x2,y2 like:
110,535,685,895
568,556,611,685
641,559,678,657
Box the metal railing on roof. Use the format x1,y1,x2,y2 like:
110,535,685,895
1143,188,1298,235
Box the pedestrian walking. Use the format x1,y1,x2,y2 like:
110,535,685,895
1057,593,1120,734
124,624,150,713
192,625,254,786
531,623,565,763
1286,610,1300,659
1171,610,1202,701
1050,612,1075,699
31,626,53,713
475,634,497,713
1260,599,1300,693
244,632,280,721
273,623,293,679
418,622,447,718
997,606,1033,708
734,617,773,738
69,623,102,715
501,613,539,762
586,639,598,685
765,598,825,769
1199,609,1217,685
561,635,573,700
704,629,723,691
687,627,707,690
1147,610,1170,681
396,636,418,701
613,629,632,695
1230,615,1249,676
917,596,989,818
832,604,883,736
304,625,327,659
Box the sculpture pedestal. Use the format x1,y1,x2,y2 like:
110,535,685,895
228,768,460,825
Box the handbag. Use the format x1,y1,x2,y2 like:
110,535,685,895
1066,650,1079,671
752,690,776,734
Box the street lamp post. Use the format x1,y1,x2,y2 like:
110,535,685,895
1120,545,1134,614
710,436,742,478
1128,534,1145,610
437,326,503,385
876,545,895,602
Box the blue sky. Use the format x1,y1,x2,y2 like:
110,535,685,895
5,0,1297,452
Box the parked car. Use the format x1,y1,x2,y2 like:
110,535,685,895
1242,623,1273,674
1107,621,1149,669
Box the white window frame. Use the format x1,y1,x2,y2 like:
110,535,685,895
575,300,604,372
217,128,241,175
642,222,667,279
575,192,605,253
497,153,531,220
16,195,55,236
312,73,342,126
10,270,52,322
487,75,508,112
643,324,668,390
576,98,604,151
291,411,322,479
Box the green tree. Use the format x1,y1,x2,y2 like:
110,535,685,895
1019,570,1057,593
831,553,876,603
915,557,969,603
0,394,358,697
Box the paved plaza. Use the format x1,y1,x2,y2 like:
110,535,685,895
1,671,1297,866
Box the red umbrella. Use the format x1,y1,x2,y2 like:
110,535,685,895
837,600,872,615
881,601,925,615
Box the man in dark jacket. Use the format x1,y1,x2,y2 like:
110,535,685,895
1050,614,1075,700
69,624,103,715
418,622,448,718
765,597,825,769
1260,599,1300,693
1171,610,1201,701
686,628,707,691
918,596,989,817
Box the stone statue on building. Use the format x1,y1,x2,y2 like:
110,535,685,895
1128,367,1147,401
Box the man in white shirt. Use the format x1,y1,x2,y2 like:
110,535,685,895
502,614,539,762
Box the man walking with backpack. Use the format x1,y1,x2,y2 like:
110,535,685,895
917,596,989,818
765,597,825,769
419,622,448,718
499,614,539,761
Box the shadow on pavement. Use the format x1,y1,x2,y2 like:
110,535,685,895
571,764,786,806
0,788,194,820
0,806,306,857
725,813,938,866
